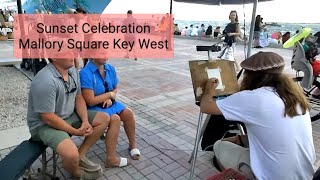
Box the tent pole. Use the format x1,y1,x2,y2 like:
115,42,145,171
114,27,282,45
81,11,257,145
246,0,258,58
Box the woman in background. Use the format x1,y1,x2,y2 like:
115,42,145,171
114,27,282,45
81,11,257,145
253,15,263,48
221,10,241,71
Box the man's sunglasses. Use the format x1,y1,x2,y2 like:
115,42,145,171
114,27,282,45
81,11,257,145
62,73,77,94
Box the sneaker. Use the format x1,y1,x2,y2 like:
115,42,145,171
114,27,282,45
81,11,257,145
80,169,103,180
79,156,102,172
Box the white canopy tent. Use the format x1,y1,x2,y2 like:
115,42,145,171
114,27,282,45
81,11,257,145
173,0,274,58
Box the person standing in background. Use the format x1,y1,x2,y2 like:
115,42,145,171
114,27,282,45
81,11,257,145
253,15,263,48
220,10,241,71
123,10,138,60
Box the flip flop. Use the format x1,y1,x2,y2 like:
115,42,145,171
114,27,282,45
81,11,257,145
105,157,129,168
129,148,141,160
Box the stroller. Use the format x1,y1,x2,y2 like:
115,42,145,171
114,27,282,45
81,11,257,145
291,34,320,121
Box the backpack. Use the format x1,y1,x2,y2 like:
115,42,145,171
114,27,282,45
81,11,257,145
201,115,245,151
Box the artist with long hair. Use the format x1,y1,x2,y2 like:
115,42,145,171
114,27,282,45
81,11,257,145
200,52,315,179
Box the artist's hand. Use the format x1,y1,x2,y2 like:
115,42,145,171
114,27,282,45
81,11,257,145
204,78,219,94
102,99,113,108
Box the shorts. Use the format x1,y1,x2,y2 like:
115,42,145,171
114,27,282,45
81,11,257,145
30,111,98,151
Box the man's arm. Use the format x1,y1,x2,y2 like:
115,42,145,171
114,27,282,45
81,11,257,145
200,78,223,115
75,94,89,122
40,113,80,135
31,79,81,135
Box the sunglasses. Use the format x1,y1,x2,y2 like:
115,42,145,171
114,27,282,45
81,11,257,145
61,73,77,94
103,81,110,92
103,81,115,104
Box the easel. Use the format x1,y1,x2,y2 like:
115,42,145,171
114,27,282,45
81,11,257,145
188,45,245,180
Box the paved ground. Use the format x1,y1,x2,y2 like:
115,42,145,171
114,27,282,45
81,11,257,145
0,38,320,180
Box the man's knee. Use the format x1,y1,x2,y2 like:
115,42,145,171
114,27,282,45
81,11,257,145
56,138,79,162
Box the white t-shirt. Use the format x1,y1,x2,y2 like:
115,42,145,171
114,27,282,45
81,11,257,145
191,28,198,36
216,87,315,180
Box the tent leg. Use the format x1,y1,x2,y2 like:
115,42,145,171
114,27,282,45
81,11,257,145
246,0,258,58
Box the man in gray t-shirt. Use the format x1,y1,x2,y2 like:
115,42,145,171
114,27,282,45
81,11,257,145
27,57,125,179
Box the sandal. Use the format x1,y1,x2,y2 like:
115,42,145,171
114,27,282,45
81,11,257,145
105,157,129,168
129,148,141,160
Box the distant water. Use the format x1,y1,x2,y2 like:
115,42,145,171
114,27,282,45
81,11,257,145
175,20,320,36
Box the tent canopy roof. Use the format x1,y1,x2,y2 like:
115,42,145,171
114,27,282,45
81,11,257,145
173,0,273,5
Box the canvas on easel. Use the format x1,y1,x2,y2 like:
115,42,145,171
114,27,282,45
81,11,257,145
189,59,239,102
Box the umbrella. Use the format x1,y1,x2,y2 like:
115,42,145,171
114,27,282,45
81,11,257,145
173,0,274,58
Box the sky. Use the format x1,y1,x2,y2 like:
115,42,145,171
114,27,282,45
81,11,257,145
103,0,320,23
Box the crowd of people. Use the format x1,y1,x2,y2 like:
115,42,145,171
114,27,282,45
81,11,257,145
0,9,14,23
0,9,14,39
172,14,320,50
174,24,223,38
